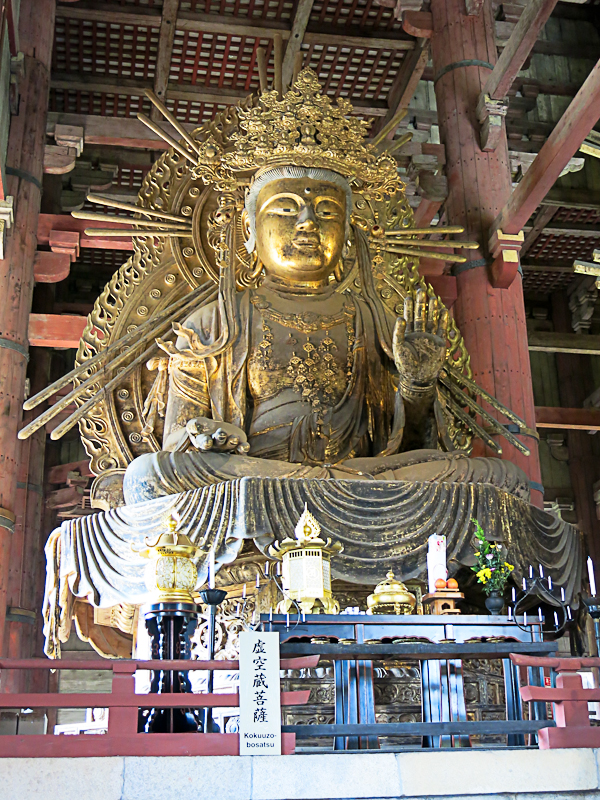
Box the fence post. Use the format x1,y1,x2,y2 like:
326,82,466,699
108,662,138,736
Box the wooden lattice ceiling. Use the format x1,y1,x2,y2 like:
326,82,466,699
45,0,600,298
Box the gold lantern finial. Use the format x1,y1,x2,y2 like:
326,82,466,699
136,512,204,604
269,504,342,616
295,504,322,544
366,570,416,616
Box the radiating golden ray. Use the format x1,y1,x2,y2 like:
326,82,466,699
137,112,198,165
382,131,413,156
439,373,530,457
84,228,193,238
381,244,467,263
439,386,503,455
370,108,408,148
22,284,216,416
143,89,202,157
73,211,192,231
87,194,191,225
372,237,479,250
383,225,465,236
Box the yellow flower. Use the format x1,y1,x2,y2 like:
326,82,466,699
505,563,514,571
474,551,480,556
476,567,492,583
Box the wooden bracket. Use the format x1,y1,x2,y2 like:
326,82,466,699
476,93,508,152
49,229,80,262
44,144,78,175
402,10,432,37
54,124,84,157
33,251,71,283
488,228,524,289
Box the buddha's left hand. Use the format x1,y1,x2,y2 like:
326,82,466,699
392,286,449,393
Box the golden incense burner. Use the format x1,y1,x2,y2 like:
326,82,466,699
367,571,416,615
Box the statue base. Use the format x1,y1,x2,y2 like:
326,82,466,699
42,476,583,659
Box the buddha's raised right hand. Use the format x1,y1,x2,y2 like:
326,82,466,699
392,286,449,397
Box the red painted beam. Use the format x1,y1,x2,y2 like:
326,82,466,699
0,655,320,670
46,459,93,484
0,690,310,708
521,686,600,702
37,214,134,251
28,313,87,348
535,406,600,431
413,197,443,228
483,0,559,102
494,58,600,235
33,251,71,283
0,732,297,758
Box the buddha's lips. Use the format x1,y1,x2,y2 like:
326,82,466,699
292,234,321,251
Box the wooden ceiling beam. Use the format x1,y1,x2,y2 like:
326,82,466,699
56,3,414,51
370,38,430,139
38,214,134,251
151,0,180,120
524,221,600,237
484,0,560,102
528,331,600,355
535,406,600,431
493,58,600,236
282,0,315,89
28,313,87,349
47,112,193,150
520,204,559,257
50,75,388,116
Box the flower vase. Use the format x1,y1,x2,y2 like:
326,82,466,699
485,590,504,616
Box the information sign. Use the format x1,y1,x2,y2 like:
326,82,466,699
238,630,281,755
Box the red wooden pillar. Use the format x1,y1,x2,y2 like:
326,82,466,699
430,0,542,506
4,349,51,692
0,0,55,655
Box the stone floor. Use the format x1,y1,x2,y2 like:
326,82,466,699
2,748,599,800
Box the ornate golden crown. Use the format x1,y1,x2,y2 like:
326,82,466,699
194,68,401,200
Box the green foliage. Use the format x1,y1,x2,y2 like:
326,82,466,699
471,518,514,596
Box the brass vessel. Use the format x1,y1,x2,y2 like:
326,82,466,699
367,571,416,615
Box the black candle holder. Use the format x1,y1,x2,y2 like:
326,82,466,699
512,575,569,636
142,600,202,733
199,588,227,733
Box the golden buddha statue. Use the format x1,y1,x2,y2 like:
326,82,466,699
25,70,581,659
113,71,530,506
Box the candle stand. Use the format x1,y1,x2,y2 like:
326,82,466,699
143,601,201,733
137,514,205,733
199,588,227,732
512,575,569,636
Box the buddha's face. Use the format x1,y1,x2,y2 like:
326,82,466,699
254,177,347,286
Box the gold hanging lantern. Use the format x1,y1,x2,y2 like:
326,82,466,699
137,514,203,604
269,504,343,615
366,571,416,615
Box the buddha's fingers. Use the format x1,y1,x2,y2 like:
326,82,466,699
427,295,438,333
414,287,427,332
393,317,407,355
437,309,449,339
403,295,414,333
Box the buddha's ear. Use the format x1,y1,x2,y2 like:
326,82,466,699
240,208,252,246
